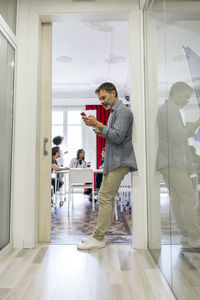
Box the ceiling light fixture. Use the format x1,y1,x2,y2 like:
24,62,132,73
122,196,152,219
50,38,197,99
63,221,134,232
84,21,113,32
56,56,73,64
106,54,127,64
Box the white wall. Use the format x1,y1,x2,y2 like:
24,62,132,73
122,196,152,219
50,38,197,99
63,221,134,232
13,0,147,249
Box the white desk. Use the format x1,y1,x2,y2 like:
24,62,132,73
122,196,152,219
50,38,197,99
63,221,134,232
53,170,69,207
93,169,103,174
53,168,102,211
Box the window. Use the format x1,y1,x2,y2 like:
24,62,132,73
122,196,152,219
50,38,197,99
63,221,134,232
52,108,96,169
52,111,64,140
66,110,82,166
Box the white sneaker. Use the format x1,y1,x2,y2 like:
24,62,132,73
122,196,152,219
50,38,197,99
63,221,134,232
81,235,105,243
81,234,93,243
77,237,105,250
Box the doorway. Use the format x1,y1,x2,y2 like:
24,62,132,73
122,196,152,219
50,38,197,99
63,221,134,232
50,14,133,245
38,13,134,245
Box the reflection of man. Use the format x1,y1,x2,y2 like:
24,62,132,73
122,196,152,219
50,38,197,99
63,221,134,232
157,82,200,247
78,82,137,250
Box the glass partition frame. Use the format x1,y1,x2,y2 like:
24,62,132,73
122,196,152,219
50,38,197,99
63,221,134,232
0,18,16,252
144,1,200,299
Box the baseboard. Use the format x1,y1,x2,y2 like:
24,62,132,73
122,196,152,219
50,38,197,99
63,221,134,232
0,243,12,261
13,239,24,249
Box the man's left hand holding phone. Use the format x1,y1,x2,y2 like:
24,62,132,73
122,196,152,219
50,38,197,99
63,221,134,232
81,112,103,134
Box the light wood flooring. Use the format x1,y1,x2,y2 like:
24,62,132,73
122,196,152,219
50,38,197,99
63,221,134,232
0,244,175,300
151,245,200,300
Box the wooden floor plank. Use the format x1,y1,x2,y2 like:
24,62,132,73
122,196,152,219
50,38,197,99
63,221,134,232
0,245,175,300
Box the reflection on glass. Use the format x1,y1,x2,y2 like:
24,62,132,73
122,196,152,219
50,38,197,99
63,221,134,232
157,82,200,247
0,0,17,34
144,0,200,298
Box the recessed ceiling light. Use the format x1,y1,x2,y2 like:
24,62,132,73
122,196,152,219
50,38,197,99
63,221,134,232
56,56,73,64
106,54,127,64
84,21,113,32
94,78,107,84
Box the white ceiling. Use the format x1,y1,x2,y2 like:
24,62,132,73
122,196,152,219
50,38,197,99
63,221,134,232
52,13,130,103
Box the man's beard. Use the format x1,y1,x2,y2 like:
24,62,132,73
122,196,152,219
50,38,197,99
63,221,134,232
103,96,114,110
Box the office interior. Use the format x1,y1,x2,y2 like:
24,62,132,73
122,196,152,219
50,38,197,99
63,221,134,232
0,0,200,299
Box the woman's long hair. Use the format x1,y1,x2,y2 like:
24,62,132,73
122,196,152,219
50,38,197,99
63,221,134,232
76,149,85,165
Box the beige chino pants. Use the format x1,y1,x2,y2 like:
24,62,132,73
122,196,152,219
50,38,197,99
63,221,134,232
93,166,130,241
161,166,200,239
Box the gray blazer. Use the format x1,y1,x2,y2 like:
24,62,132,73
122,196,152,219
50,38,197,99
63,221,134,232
101,100,137,175
157,100,195,173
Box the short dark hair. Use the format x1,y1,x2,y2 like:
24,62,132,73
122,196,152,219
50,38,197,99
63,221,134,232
95,82,118,97
52,146,60,156
169,82,193,98
102,147,105,152
53,136,64,145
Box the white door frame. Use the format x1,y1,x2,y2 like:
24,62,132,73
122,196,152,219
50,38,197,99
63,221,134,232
0,11,17,256
13,0,147,249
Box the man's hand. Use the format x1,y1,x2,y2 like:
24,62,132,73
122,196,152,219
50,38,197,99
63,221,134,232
82,115,104,134
93,127,102,136
82,115,98,127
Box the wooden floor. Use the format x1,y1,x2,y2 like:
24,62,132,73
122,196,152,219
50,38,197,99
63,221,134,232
151,245,200,300
0,244,175,300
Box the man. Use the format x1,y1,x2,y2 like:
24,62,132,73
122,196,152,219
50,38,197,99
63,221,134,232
51,146,69,193
77,82,137,250
157,81,200,247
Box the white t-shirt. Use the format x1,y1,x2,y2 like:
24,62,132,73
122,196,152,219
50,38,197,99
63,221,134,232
69,158,87,168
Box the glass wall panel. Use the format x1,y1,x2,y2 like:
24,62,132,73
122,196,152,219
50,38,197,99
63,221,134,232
144,0,172,286
0,0,17,34
165,3,200,300
0,31,15,250
145,1,200,299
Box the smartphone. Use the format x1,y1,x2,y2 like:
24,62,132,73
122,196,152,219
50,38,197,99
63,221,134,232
80,112,86,116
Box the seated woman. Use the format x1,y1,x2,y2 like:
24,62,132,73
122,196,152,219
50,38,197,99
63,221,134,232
69,148,92,200
69,148,87,168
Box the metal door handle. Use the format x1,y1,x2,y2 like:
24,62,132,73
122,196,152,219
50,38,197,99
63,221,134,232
43,137,48,156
